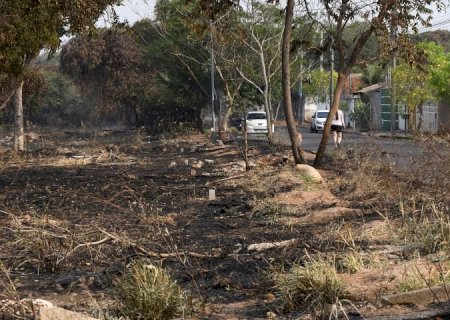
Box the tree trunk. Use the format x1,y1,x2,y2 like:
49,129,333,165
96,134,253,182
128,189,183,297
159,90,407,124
14,80,25,151
218,101,230,140
266,88,274,144
281,0,304,164
416,103,423,132
314,72,347,167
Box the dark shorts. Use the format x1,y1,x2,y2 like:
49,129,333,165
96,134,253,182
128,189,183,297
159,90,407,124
331,125,344,132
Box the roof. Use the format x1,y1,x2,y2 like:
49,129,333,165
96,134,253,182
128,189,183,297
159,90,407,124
355,82,387,94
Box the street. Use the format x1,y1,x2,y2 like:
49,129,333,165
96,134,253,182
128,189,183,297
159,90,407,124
244,126,443,170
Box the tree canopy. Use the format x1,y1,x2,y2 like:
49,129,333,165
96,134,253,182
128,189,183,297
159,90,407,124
0,0,122,75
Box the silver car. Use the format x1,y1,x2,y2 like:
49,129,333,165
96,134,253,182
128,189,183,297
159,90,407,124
245,111,268,133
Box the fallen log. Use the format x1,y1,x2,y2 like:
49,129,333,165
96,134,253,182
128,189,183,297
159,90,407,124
364,302,450,320
247,239,298,252
381,285,450,306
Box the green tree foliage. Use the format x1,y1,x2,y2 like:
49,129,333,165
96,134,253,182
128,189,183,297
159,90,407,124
0,0,122,76
416,30,450,51
302,70,338,103
394,41,450,111
30,70,87,126
428,43,450,99
132,0,212,131
0,66,86,127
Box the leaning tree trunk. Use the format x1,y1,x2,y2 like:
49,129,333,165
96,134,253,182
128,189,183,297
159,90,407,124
281,0,304,164
218,89,235,140
314,72,348,166
14,80,25,151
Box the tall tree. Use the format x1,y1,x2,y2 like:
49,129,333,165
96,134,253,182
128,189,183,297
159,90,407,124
0,0,121,150
60,27,143,125
234,0,285,142
141,0,212,132
282,0,304,163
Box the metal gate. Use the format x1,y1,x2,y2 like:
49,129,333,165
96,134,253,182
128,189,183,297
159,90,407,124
417,102,438,133
380,88,395,132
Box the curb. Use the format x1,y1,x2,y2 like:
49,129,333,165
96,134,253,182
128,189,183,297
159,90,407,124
350,131,414,140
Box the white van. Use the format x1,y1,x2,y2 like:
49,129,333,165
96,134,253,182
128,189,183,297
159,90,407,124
310,110,329,133
245,111,268,133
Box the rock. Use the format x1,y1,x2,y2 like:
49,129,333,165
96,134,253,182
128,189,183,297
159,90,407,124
191,160,204,169
295,164,323,183
32,299,54,308
168,161,177,168
25,299,97,320
39,306,97,320
264,293,276,303
236,160,247,169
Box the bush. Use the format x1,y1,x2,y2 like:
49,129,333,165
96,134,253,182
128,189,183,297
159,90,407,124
116,262,187,320
272,255,348,316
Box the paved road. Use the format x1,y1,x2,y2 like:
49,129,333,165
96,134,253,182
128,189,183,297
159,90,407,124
246,127,444,170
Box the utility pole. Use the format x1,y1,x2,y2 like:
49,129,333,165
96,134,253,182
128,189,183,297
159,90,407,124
390,28,397,136
319,30,324,71
210,24,216,131
329,40,334,111
298,51,303,125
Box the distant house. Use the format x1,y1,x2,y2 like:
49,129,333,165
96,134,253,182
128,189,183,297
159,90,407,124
355,82,387,131
355,83,448,133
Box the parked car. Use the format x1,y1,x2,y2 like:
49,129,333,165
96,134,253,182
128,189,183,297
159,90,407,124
229,116,244,130
245,111,268,133
310,110,329,133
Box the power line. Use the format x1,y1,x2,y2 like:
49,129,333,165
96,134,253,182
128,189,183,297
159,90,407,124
418,19,450,33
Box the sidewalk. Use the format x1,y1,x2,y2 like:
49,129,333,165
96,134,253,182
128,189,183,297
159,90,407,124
348,130,414,140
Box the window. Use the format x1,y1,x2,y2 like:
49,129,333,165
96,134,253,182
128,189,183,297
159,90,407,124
247,113,266,120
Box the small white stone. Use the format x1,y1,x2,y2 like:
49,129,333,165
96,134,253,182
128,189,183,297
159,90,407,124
168,161,177,168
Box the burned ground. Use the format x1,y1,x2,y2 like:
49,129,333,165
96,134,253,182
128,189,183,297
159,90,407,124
0,130,449,319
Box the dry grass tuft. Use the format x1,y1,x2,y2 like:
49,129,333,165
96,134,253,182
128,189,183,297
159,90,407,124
397,200,450,255
397,261,450,292
272,254,348,317
115,262,188,320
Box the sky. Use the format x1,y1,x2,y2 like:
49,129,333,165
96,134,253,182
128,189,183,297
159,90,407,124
111,0,449,31
111,0,155,24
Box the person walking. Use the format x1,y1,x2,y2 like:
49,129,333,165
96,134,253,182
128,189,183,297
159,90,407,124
331,108,345,148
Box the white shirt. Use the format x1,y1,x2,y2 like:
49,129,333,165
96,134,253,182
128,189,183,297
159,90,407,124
332,110,345,127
